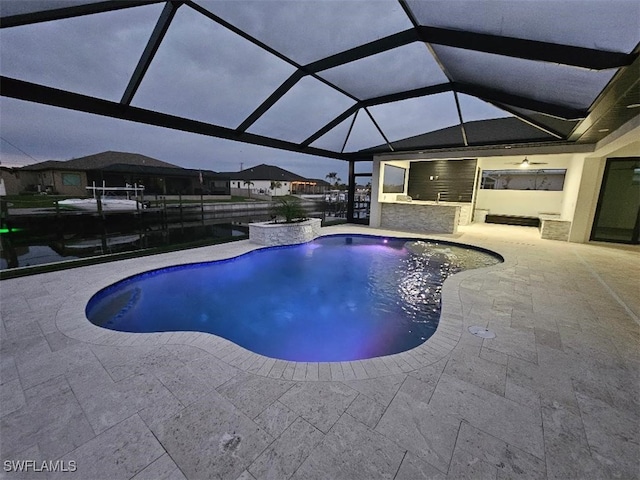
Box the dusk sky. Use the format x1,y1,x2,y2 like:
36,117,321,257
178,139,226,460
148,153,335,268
5,1,631,180
0,95,353,181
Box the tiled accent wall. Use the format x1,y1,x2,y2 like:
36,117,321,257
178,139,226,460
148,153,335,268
249,218,322,246
407,159,477,202
540,219,572,241
380,203,460,234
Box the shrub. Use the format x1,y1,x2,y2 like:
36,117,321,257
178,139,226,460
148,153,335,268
271,198,307,223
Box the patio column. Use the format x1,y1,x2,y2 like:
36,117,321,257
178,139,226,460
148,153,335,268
347,160,355,222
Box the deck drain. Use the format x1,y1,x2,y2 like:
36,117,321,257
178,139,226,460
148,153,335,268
468,326,496,338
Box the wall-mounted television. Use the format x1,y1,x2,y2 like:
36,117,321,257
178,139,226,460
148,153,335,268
382,164,406,193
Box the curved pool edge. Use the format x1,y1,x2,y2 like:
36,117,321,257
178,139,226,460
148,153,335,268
54,227,505,381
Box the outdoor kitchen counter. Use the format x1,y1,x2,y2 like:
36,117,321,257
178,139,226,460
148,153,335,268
379,201,467,234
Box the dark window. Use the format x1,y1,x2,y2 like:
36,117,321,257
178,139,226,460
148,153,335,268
61,172,81,186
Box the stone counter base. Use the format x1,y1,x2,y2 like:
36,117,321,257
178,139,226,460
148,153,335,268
249,217,322,246
540,218,572,241
380,202,460,234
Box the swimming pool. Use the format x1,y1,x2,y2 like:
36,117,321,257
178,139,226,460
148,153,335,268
86,234,502,361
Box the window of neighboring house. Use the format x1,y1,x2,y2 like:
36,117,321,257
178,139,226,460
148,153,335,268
61,172,81,186
480,169,566,191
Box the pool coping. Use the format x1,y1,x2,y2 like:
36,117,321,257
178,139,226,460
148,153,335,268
54,226,508,381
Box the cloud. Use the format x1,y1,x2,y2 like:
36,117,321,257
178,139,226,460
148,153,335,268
0,97,349,180
0,3,164,101
0,0,516,183
132,5,297,128
0,2,355,180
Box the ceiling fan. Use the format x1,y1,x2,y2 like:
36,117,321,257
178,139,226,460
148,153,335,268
505,157,548,167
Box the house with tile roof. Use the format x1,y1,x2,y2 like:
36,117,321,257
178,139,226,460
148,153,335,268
18,151,230,196
223,164,331,196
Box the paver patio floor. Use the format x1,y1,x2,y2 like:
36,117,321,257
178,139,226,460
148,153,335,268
1,223,638,479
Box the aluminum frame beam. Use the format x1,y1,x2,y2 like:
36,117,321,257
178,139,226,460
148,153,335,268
1,76,360,162
0,1,164,28
121,1,181,105
416,26,636,71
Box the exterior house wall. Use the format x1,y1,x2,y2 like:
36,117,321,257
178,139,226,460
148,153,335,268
18,169,86,195
373,152,588,227
39,170,56,193
569,120,640,243
0,168,22,195
474,154,578,218
372,117,639,244
51,170,88,196
230,179,291,196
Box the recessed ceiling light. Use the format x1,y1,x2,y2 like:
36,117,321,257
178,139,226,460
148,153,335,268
598,128,610,132
627,103,640,109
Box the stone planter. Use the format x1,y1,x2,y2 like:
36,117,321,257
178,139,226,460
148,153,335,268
249,218,322,247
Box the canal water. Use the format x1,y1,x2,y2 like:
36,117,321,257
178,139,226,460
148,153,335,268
0,222,252,270
0,199,338,271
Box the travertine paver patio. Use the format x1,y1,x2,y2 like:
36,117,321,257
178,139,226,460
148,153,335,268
1,223,638,479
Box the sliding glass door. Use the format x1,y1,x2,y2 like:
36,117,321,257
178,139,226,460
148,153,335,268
591,157,640,244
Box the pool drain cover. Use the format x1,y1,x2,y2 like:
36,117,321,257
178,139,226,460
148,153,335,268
468,326,496,338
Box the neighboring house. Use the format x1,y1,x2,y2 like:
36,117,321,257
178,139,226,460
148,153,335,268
305,178,333,194
17,151,230,196
0,166,22,196
223,164,331,196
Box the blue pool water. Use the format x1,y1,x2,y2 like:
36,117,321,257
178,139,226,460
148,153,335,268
86,235,501,361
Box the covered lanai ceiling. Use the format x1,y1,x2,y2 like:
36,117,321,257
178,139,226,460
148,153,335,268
1,0,639,163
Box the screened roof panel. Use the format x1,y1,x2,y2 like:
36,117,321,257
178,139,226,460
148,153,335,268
131,5,296,129
0,3,163,101
368,93,461,143
344,110,387,152
457,94,511,123
318,43,448,100
194,0,413,65
247,76,356,144
434,45,618,111
1,0,637,162
310,114,353,152
406,0,640,54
